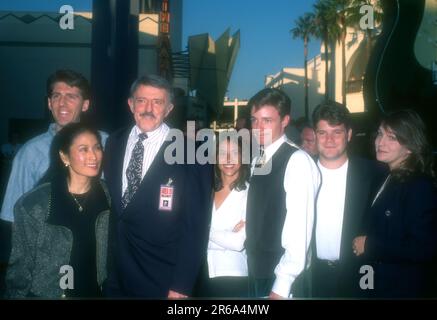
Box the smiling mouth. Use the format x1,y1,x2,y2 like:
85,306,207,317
223,164,235,168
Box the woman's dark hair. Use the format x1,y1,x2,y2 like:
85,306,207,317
380,109,435,181
214,135,249,192
38,123,102,185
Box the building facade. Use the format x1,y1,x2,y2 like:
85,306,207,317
265,25,373,121
0,0,183,144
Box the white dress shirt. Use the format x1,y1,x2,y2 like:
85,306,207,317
316,160,349,261
207,184,248,278
122,124,170,195
251,135,321,298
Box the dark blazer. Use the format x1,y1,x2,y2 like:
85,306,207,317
104,127,213,298
363,174,437,298
312,157,386,297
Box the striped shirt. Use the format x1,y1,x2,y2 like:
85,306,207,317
122,124,170,195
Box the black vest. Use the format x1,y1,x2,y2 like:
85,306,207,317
245,142,298,278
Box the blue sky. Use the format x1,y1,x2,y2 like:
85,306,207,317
0,0,321,99
183,0,320,99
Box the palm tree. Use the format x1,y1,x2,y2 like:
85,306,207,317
313,0,340,101
331,0,352,106
291,12,316,121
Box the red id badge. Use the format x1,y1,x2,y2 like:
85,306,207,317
159,185,174,211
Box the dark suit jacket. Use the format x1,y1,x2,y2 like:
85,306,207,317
363,174,437,298
311,157,386,297
103,127,213,298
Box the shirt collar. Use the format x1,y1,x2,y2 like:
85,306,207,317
48,123,58,137
132,123,169,143
263,134,287,160
317,158,349,172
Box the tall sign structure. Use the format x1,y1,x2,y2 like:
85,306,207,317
158,0,172,80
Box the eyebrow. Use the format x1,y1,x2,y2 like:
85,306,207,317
253,117,273,120
77,143,100,147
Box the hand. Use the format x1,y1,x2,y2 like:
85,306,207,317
269,291,285,300
168,290,188,299
352,236,367,256
232,220,245,232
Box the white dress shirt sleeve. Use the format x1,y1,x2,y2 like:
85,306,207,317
271,150,320,298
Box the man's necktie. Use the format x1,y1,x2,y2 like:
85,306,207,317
255,144,265,168
121,133,147,209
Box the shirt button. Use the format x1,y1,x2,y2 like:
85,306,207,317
385,210,392,217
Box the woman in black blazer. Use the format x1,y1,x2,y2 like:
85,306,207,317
353,109,437,298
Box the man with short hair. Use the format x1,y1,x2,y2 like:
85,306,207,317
1,69,108,224
311,100,383,297
104,74,212,298
0,69,108,295
245,88,320,299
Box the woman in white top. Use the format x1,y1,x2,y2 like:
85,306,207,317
197,134,250,298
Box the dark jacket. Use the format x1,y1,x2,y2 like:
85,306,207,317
312,157,386,297
5,181,111,299
363,174,437,298
104,127,213,298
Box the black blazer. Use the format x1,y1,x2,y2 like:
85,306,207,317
363,174,437,298
312,157,386,297
103,127,213,298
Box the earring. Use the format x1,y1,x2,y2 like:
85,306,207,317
64,163,70,167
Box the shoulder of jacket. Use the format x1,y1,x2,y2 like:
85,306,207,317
15,183,51,218
107,127,130,144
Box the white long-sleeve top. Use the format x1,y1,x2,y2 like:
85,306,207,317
207,184,249,278
251,135,321,298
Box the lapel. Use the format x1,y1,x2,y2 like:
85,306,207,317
112,128,130,216
139,139,172,184
340,157,369,260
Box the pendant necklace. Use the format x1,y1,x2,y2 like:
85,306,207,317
70,192,86,212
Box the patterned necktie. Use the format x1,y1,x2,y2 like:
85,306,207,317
255,144,265,168
122,133,147,209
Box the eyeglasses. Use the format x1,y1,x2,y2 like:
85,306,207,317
50,92,81,103
133,97,166,107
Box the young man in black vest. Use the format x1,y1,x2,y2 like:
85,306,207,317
245,88,320,299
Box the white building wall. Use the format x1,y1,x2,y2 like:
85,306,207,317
265,26,368,119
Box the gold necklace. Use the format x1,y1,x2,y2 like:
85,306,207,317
70,192,85,212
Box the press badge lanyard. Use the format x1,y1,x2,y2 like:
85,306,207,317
159,178,174,211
